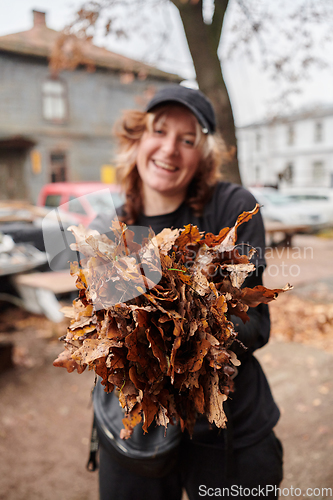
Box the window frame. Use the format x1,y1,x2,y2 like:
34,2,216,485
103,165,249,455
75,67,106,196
287,124,295,146
42,76,69,124
255,132,261,152
284,162,294,184
312,160,325,184
314,121,323,143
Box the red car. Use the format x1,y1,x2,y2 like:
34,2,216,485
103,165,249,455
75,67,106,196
37,182,124,226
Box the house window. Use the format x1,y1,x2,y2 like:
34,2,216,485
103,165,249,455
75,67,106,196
314,122,323,142
255,165,261,183
287,125,295,146
284,162,294,184
312,161,325,184
42,78,68,121
50,152,67,182
255,133,261,151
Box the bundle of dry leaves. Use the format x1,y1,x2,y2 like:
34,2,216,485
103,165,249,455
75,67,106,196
54,205,291,437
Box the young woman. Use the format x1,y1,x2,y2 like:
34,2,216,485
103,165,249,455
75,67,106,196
91,85,283,500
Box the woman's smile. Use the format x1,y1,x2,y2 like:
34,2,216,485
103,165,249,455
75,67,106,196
152,159,179,173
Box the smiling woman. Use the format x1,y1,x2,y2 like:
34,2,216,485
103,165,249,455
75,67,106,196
89,85,283,500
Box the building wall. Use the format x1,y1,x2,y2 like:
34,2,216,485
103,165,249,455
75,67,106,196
237,125,276,187
0,51,172,203
237,111,333,189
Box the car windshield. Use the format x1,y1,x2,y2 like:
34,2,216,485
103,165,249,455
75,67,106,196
259,192,294,205
85,191,124,212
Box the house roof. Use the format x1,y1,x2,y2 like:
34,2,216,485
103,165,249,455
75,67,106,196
240,104,333,129
0,10,181,82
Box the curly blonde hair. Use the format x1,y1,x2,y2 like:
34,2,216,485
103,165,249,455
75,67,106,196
113,105,225,225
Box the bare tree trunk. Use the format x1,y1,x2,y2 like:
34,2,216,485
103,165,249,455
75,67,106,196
171,0,242,185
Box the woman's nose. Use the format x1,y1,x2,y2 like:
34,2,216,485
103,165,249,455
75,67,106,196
161,135,179,156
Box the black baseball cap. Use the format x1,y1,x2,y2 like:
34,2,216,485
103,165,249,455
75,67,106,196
146,85,216,134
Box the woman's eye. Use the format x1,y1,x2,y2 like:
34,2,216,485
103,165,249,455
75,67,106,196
153,128,164,135
183,138,195,146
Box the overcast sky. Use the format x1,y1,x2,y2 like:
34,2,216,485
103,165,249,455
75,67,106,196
1,0,333,127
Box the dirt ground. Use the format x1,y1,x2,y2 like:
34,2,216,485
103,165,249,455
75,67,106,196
0,233,333,500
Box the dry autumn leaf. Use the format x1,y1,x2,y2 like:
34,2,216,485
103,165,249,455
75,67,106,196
53,204,292,437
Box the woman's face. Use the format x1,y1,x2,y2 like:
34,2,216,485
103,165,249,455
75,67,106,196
136,105,202,199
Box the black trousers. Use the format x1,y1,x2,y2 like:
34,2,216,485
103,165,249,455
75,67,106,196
98,430,283,500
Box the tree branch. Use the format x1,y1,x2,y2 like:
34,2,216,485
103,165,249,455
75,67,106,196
211,0,229,50
170,0,203,19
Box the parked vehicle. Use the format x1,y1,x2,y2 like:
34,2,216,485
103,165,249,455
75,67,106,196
0,233,47,277
0,200,49,252
248,187,333,229
280,188,333,223
37,182,124,227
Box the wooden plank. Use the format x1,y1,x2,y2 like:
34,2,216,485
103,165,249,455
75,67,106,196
14,271,77,294
264,222,312,246
264,222,310,234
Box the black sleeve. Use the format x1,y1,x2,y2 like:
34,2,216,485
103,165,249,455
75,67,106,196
212,184,270,357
